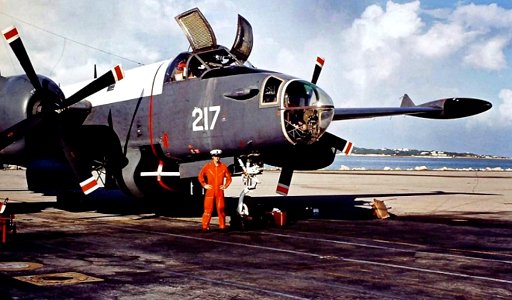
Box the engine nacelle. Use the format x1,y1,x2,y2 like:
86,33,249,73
0,76,33,132
0,74,64,157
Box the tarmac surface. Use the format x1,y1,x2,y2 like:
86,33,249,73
0,169,511,299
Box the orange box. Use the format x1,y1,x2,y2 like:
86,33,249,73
272,211,287,226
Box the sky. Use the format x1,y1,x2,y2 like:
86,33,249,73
1,0,512,156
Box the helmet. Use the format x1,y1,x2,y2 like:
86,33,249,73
210,149,222,156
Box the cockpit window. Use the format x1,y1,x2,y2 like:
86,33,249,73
261,76,282,104
187,56,207,78
196,48,239,69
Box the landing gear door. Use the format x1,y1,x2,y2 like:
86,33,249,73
175,8,217,52
230,15,253,63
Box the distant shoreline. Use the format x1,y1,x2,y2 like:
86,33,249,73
346,153,512,160
331,154,512,171
350,147,510,160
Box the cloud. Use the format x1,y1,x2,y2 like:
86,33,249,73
498,89,512,124
413,22,477,58
449,3,512,71
453,2,512,31
357,1,423,41
464,36,509,70
335,1,423,101
328,1,512,108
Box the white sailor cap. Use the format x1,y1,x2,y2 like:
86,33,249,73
210,149,222,156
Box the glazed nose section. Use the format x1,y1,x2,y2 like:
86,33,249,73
282,80,334,144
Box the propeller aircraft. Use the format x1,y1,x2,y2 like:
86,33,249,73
0,8,492,209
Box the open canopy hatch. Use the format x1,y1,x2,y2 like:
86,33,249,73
175,8,253,62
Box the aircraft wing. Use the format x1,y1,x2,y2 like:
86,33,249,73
333,94,492,121
333,106,439,120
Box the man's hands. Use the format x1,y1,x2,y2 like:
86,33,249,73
203,184,228,190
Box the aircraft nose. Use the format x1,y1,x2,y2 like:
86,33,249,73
281,80,334,144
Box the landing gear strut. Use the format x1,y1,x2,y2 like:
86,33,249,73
230,155,262,230
237,158,261,216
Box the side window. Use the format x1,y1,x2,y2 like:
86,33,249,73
261,76,282,104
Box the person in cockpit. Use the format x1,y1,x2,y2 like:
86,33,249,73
174,60,187,81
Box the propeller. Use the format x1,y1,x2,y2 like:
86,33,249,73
276,56,351,195
276,56,327,196
310,56,354,154
311,56,325,85
1,26,125,194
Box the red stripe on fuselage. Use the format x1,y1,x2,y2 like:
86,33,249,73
147,63,174,192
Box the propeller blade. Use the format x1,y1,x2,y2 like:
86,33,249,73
321,132,353,155
2,26,42,91
59,134,99,195
56,65,124,194
311,56,325,85
276,167,294,196
57,64,123,194
63,65,124,109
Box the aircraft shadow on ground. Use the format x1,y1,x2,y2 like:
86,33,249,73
224,190,498,222
63,189,499,219
2,202,54,215
3,189,502,225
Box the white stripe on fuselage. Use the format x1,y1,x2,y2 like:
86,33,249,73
61,59,171,107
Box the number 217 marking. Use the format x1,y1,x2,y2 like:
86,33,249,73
192,106,221,131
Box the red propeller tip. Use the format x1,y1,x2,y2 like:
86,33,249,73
276,183,289,196
2,26,19,43
80,177,99,195
343,141,353,155
113,65,124,82
316,56,325,67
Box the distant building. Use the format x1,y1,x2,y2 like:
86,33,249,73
430,151,447,157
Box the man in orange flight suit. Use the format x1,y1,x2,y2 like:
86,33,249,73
198,149,232,231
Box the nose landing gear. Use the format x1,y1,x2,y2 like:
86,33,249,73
230,156,263,230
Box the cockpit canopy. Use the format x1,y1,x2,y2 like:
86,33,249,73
167,7,255,82
175,7,253,63
164,47,254,82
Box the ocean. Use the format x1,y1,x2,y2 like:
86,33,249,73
326,155,512,171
